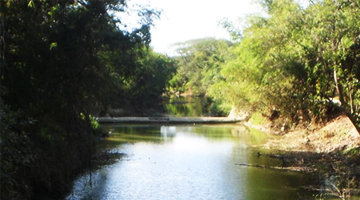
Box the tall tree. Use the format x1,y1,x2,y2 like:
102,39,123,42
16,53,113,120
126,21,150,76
0,0,159,198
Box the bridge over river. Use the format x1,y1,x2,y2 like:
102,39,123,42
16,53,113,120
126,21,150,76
97,116,245,124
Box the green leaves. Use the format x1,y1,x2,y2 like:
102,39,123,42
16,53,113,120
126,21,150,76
49,42,57,50
172,38,233,96
206,0,360,127
1,0,167,198
27,0,34,8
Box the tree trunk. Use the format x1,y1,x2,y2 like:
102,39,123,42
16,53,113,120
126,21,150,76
333,69,360,135
333,68,345,106
349,85,355,114
344,111,360,135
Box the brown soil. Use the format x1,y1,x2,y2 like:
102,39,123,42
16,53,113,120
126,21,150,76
258,115,360,152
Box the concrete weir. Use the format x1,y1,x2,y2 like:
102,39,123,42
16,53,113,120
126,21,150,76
97,116,244,124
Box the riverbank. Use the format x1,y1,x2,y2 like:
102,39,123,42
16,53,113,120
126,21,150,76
244,114,360,198
250,115,360,152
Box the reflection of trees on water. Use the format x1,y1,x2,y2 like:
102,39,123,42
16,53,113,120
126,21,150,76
165,96,218,117
231,126,268,146
103,125,170,144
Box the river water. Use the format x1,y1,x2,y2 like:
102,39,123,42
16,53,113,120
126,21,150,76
65,124,329,200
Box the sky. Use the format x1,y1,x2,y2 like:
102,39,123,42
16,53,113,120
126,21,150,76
130,0,262,55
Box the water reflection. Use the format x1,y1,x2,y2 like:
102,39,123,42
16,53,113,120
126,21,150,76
165,96,209,117
67,125,318,200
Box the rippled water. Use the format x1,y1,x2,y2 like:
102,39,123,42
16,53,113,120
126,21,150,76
66,125,320,200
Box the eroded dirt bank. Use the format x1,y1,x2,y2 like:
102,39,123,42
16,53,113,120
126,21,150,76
256,115,360,152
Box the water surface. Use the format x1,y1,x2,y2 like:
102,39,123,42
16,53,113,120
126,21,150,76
67,125,320,200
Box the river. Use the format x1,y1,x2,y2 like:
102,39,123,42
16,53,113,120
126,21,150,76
65,124,331,200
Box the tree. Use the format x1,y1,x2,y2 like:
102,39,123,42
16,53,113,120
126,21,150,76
0,0,159,198
122,48,177,113
210,0,304,118
171,38,233,96
210,0,360,132
300,0,360,130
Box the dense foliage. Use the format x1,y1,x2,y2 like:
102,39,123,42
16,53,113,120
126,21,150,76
224,0,360,130
0,0,175,199
173,0,360,130
170,38,234,96
167,38,234,116
121,48,177,114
